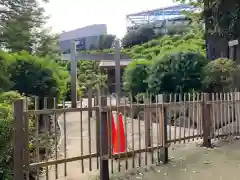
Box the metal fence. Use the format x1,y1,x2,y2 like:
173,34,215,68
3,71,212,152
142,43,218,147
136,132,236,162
13,91,240,180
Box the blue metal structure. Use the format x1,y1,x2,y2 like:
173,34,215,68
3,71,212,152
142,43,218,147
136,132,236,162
126,4,198,31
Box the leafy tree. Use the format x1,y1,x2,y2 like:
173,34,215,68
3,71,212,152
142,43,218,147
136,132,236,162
147,51,207,93
98,34,116,50
123,59,150,96
167,24,190,35
174,0,240,39
122,20,193,48
0,51,13,92
76,60,107,91
137,24,155,43
34,29,61,58
203,58,239,92
0,0,57,56
65,60,107,96
8,51,69,98
122,30,141,48
122,24,156,48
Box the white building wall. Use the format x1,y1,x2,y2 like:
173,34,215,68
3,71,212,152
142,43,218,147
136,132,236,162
59,24,107,53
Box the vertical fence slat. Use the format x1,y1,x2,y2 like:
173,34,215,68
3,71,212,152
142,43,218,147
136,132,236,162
231,92,235,135
155,95,160,163
196,93,200,140
192,93,195,141
95,93,100,170
144,93,149,166
109,95,114,174
179,94,182,143
116,94,121,172
228,92,231,136
223,93,227,136
44,97,49,180
130,93,135,169
13,99,25,180
124,97,129,170
150,94,154,164
187,93,191,142
219,93,223,137
199,93,202,139
183,94,186,143
212,93,216,140
237,92,240,135
63,100,67,176
168,94,172,143
173,94,177,143
24,100,29,180
226,92,229,136
137,97,141,167
159,94,168,164
34,97,40,180
202,93,211,147
87,91,92,171
216,93,220,139
144,93,151,149
235,92,239,135
80,98,84,173
53,98,58,179
99,92,110,180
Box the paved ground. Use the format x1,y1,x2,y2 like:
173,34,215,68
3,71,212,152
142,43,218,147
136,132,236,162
109,139,240,180
40,98,240,180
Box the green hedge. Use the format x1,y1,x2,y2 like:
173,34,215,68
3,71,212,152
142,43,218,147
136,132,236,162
0,91,23,179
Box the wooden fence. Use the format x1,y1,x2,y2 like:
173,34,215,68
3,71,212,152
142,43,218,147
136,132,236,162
13,92,240,180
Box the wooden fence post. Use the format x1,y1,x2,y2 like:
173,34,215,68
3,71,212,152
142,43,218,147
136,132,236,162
95,92,100,156
144,96,151,148
13,99,25,180
202,93,212,147
158,94,168,164
99,91,110,180
88,88,93,118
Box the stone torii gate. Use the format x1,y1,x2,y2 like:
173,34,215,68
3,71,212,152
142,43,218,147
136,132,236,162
65,39,130,108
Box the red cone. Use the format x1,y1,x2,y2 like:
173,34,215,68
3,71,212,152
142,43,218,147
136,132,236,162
113,113,126,154
111,114,116,146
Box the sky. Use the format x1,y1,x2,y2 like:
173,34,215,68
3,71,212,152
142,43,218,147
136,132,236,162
44,0,176,38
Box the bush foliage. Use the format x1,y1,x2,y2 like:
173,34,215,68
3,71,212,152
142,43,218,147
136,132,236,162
122,29,238,95
123,59,150,96
0,51,71,179
203,58,239,92
0,91,23,179
147,51,207,94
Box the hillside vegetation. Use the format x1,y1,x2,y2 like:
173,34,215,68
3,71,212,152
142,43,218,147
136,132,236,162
85,26,205,60
85,25,240,97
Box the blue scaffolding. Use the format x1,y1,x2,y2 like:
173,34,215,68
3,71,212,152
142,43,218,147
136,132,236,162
126,4,198,31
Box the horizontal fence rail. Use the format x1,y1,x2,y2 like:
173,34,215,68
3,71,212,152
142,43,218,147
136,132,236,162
13,91,240,180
